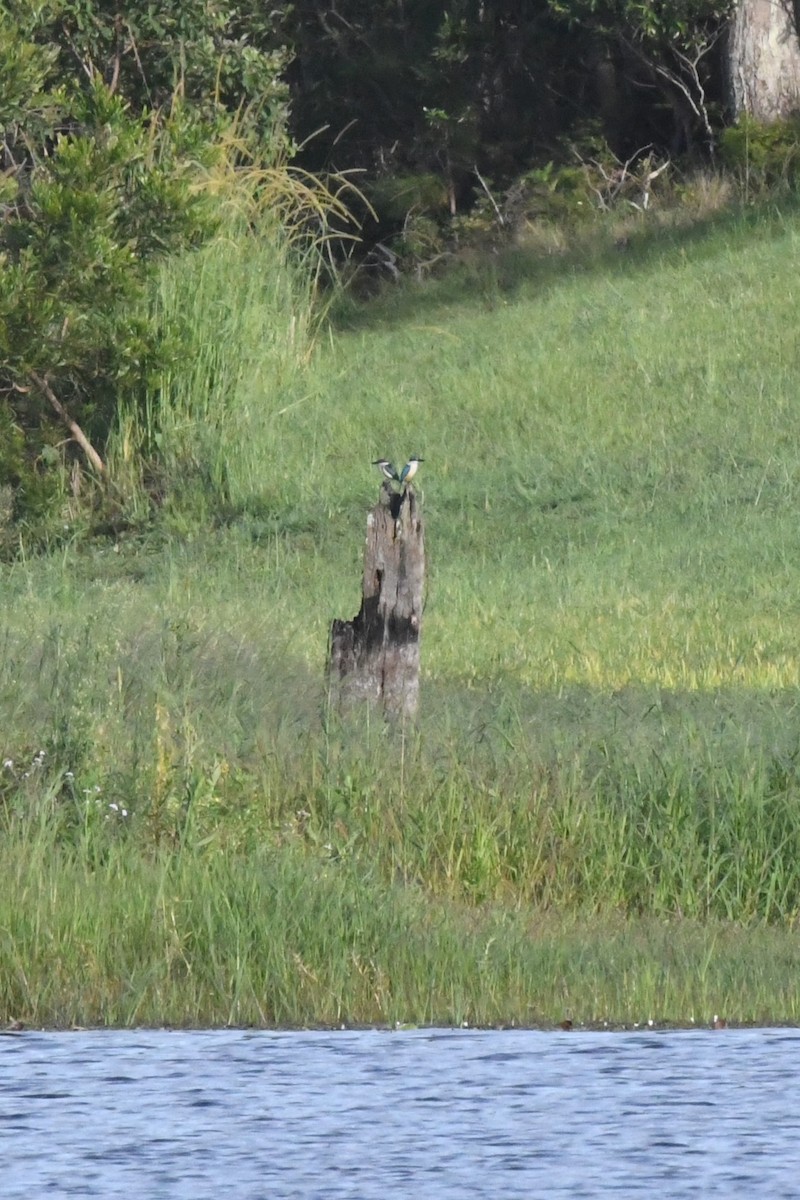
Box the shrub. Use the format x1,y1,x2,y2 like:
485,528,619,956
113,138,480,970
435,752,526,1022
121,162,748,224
0,7,290,539
719,116,800,189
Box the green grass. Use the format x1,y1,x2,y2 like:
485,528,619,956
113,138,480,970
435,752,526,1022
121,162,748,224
5,202,800,1027
3,833,799,1029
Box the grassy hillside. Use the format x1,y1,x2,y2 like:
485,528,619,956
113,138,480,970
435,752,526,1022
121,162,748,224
4,205,800,1028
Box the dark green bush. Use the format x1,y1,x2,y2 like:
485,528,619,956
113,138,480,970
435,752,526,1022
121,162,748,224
720,116,800,188
0,6,289,540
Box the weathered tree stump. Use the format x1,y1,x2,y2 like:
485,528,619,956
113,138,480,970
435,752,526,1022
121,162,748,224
328,481,424,718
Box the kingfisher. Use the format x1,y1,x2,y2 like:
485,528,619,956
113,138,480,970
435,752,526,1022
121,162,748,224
399,456,424,485
372,458,400,482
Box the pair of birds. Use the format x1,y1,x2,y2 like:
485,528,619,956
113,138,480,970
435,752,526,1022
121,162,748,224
373,456,423,486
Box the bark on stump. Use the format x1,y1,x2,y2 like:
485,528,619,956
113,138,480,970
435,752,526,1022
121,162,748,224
328,482,424,718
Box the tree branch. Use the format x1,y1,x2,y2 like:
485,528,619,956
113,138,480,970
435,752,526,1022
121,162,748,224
473,164,504,225
29,371,106,475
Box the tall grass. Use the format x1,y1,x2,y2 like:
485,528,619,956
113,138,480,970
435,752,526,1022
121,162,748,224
3,591,800,925
109,123,364,520
3,822,800,1029
110,226,320,520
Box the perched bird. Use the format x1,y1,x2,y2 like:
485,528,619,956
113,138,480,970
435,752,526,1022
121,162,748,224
399,456,424,485
372,458,399,482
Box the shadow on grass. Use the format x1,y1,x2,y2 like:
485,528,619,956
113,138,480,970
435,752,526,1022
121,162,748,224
329,193,800,335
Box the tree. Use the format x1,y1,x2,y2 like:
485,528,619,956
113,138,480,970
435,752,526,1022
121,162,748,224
279,2,582,199
726,0,800,121
546,0,733,156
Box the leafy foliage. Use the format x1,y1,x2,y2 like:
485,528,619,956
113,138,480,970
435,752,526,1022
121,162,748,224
278,0,735,202
720,115,800,187
15,0,290,129
0,5,290,530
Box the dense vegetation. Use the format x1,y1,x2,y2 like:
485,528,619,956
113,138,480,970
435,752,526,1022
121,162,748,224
5,1,800,531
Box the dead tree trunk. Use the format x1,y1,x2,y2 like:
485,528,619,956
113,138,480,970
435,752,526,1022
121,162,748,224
328,481,424,718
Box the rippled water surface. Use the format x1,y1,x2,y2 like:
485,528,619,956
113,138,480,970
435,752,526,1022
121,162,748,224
3,1026,800,1197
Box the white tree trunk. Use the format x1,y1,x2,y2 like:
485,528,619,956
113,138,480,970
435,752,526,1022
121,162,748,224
728,0,800,120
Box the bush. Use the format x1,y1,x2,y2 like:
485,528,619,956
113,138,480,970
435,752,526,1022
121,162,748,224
720,116,800,189
0,7,291,540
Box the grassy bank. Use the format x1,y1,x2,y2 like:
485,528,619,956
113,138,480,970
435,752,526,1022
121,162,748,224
3,830,799,1029
4,203,800,1027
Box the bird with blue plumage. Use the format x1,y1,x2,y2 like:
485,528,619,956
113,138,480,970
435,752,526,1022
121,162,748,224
399,456,424,485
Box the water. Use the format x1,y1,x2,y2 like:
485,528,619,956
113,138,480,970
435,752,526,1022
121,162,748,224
2,1026,800,1198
